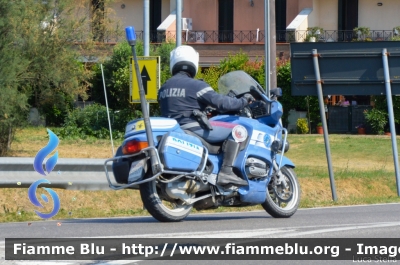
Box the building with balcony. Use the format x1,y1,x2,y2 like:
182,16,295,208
108,0,400,66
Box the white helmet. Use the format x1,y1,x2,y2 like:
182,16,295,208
170,45,199,77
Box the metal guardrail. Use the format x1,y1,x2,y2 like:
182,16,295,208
0,158,113,190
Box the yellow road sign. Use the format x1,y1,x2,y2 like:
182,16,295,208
130,56,160,103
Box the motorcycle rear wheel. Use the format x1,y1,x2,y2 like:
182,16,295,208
140,174,193,222
262,166,300,218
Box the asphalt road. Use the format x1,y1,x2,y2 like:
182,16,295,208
1,203,400,265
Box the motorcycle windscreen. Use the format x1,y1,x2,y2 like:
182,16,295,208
218,70,261,96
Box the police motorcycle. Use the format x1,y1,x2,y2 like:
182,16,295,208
103,27,300,222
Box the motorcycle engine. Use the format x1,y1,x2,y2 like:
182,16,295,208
165,179,209,202
245,157,269,179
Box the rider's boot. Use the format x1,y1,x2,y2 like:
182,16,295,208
217,140,248,186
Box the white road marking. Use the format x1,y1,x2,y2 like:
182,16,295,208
86,221,400,238
279,221,400,238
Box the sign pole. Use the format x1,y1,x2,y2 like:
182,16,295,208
312,49,337,201
382,48,400,196
143,0,150,56
126,27,160,173
176,0,182,47
264,0,270,97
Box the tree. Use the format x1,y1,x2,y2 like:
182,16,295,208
20,1,92,116
0,0,30,155
0,0,121,155
17,0,121,126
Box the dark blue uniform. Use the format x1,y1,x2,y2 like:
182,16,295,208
158,72,248,143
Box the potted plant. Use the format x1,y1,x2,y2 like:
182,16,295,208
392,26,400,41
353,27,372,41
305,27,324,42
384,124,392,136
355,124,366,135
316,122,323,134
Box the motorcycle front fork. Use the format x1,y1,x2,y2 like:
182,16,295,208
272,160,288,188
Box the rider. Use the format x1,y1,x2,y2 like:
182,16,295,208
158,45,254,187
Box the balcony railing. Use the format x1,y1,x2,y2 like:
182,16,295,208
145,30,267,43
288,30,397,43
99,30,400,44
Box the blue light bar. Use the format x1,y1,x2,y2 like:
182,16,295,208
125,26,136,45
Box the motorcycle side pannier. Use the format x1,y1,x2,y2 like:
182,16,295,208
158,131,204,172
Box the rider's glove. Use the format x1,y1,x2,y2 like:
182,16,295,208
243,93,255,104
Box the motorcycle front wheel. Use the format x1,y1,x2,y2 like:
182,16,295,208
262,166,300,218
140,174,192,222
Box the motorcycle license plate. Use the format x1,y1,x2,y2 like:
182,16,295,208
128,158,147,183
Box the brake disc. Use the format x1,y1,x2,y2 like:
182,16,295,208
272,178,293,203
